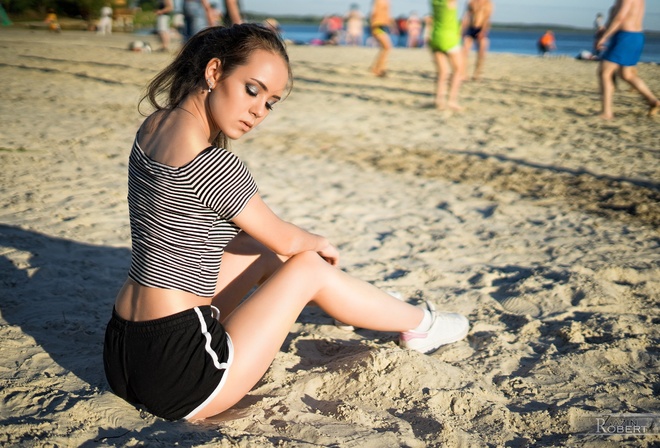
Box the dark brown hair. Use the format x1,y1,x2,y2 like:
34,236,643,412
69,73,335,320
140,23,292,148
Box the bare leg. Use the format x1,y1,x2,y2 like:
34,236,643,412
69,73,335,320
371,31,392,76
433,51,450,109
447,49,464,111
474,37,489,80
619,66,660,115
190,251,425,419
212,232,285,319
158,30,170,51
599,60,618,119
461,36,474,80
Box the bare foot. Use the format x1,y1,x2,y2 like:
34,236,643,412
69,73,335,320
435,101,446,110
598,112,613,120
448,102,463,112
648,100,660,117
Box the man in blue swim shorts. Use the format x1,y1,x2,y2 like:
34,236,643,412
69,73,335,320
596,0,659,119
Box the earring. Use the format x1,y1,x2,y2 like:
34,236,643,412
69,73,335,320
206,78,213,92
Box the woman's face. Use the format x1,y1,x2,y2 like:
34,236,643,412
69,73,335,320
209,49,289,140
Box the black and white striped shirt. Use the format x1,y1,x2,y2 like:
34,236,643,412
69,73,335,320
127,138,258,297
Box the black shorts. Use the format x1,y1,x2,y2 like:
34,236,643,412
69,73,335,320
103,306,233,421
464,26,482,39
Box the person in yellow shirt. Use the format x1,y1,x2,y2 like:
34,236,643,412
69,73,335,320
44,8,61,33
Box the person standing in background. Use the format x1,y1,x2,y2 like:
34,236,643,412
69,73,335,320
596,0,659,119
422,14,433,47
345,3,365,46
369,0,393,77
183,0,214,41
183,0,240,42
537,30,556,56
593,12,606,56
429,0,464,111
97,3,113,35
395,15,408,47
208,2,222,26
407,12,423,47
44,8,61,32
461,0,493,80
221,0,242,26
155,0,173,51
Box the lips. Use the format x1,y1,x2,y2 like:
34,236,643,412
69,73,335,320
240,120,253,131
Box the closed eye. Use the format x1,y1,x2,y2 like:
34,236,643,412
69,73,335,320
247,83,280,111
246,84,258,97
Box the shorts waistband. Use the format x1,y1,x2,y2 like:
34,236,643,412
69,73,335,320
109,306,215,336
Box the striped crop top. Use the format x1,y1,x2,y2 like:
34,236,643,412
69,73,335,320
127,137,258,297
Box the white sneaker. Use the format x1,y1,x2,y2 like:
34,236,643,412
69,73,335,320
399,301,469,354
333,319,356,331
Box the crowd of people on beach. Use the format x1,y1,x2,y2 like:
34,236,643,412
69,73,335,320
362,0,658,118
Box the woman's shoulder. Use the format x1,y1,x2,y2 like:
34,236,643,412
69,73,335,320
137,111,216,168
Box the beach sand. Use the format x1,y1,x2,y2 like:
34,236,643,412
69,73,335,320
1,28,659,447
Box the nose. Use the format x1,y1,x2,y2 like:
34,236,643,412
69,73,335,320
250,102,266,119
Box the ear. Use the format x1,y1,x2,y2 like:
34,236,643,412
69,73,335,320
205,58,222,86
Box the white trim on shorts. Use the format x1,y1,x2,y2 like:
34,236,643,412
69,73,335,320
183,306,235,420
446,44,462,54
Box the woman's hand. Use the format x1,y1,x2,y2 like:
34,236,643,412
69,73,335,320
233,194,340,265
317,243,340,266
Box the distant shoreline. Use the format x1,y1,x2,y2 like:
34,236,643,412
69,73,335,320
6,12,659,37
243,12,660,35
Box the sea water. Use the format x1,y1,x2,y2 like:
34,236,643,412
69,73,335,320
279,24,660,64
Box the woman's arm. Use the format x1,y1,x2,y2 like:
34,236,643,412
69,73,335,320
232,194,339,266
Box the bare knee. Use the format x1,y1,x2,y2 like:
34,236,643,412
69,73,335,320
285,251,328,272
620,68,637,83
280,252,337,291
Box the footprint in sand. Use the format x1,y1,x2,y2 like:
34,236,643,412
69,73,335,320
497,296,542,318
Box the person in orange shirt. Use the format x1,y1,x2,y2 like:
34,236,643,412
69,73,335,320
537,30,556,56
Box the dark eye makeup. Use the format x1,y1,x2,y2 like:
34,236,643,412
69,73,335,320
246,84,277,111
246,84,258,97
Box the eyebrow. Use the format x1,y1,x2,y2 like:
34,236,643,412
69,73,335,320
250,78,281,101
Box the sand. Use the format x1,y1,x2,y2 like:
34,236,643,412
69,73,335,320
1,28,659,447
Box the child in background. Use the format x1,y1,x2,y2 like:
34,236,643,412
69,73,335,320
45,8,61,32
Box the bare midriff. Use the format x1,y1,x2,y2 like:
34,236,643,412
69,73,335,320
114,278,212,322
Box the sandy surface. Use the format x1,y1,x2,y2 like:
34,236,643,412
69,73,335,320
1,28,659,447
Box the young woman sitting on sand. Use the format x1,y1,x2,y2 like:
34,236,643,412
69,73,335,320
103,23,469,422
